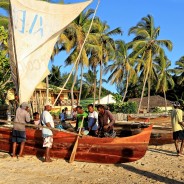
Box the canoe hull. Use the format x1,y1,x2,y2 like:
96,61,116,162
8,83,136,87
127,115,171,126
0,125,152,164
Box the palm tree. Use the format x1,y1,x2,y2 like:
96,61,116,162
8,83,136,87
89,18,122,104
48,65,63,87
96,18,123,102
0,0,9,28
173,56,184,85
128,14,173,113
155,56,175,112
81,69,97,99
105,40,137,103
58,9,96,107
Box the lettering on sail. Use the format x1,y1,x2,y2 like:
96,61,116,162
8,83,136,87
12,6,43,37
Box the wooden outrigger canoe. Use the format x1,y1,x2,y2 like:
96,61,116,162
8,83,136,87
126,115,173,145
114,121,173,145
149,126,173,145
127,115,171,126
0,124,152,164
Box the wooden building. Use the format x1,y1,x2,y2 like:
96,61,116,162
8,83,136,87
30,82,79,114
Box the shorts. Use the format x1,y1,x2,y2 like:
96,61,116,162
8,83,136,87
12,130,26,143
43,136,53,148
173,130,184,140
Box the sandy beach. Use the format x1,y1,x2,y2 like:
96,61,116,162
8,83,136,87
0,144,184,184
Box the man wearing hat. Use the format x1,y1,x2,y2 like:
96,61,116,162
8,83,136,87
72,105,77,121
12,102,30,158
171,101,184,156
41,101,54,162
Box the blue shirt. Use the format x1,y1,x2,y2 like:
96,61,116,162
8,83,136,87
60,113,65,121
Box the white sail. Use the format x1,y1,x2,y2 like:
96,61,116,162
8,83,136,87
9,0,92,103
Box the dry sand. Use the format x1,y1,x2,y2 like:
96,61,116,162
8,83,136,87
0,144,184,184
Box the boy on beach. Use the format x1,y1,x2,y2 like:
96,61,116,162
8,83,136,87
171,101,184,156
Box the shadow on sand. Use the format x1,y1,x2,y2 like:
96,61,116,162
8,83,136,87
148,148,177,156
116,164,183,184
34,129,45,162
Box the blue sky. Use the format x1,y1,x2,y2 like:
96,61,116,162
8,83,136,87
51,0,184,93
1,0,184,93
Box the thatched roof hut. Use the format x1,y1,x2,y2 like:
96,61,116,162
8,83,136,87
128,95,173,112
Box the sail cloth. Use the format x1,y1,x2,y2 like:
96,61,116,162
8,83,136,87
9,0,92,104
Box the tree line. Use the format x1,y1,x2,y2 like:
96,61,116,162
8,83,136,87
0,0,184,112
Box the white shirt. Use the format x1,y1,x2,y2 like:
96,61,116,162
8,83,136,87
41,110,54,137
88,111,98,130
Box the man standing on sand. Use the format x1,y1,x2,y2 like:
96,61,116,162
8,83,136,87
97,104,116,137
171,101,184,156
12,102,30,158
41,102,55,162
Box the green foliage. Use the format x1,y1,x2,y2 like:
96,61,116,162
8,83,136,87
152,107,162,113
112,93,122,103
0,0,9,11
0,16,8,29
49,67,78,90
50,111,60,117
0,26,13,104
80,97,93,108
108,101,138,113
0,1,184,108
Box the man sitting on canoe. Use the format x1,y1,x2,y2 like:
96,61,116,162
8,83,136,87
171,101,184,156
97,104,116,137
76,106,88,133
87,104,99,136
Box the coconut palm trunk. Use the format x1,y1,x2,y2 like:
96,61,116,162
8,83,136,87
147,77,151,112
78,63,83,105
138,67,150,114
163,90,168,114
122,70,129,103
93,67,97,107
71,63,79,107
98,60,103,104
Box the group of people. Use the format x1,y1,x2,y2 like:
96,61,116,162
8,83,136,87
11,101,54,162
11,101,116,162
59,107,68,122
64,104,116,137
10,99,184,163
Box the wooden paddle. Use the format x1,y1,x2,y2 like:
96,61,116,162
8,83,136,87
69,116,84,163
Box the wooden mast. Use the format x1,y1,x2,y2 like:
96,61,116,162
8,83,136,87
9,0,20,99
46,76,49,103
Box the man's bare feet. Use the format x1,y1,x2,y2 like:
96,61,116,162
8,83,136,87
43,158,53,162
11,154,17,159
177,153,184,157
